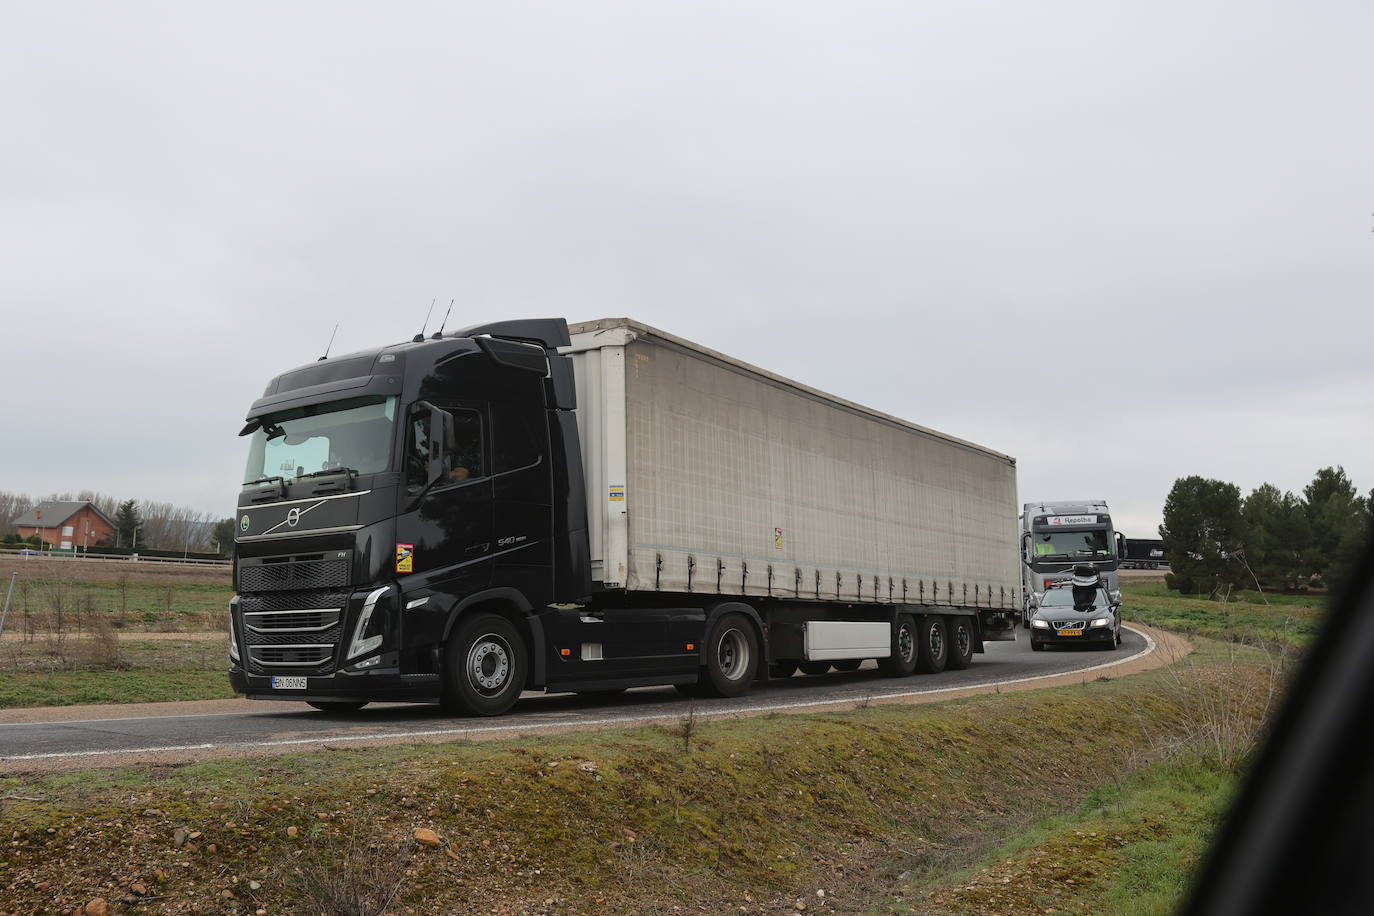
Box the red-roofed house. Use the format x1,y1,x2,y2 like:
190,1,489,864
11,501,116,551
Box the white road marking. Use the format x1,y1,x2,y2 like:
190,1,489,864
1,627,1155,762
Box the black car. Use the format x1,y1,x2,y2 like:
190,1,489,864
1027,583,1121,650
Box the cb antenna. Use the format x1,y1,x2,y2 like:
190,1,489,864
431,298,455,339
318,323,339,361
413,298,436,342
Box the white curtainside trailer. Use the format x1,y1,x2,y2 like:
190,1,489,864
565,319,1021,620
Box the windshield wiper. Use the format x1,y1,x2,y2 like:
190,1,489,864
242,475,286,502
295,467,357,482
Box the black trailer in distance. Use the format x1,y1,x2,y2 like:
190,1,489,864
229,318,1022,716
1122,537,1169,570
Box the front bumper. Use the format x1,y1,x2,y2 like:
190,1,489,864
1030,625,1116,647
230,664,442,703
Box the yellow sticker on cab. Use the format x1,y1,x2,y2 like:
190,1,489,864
396,543,414,573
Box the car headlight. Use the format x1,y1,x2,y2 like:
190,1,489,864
1090,617,1112,628
1031,619,1050,629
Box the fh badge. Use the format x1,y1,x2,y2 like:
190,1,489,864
395,543,414,574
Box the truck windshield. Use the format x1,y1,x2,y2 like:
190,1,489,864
1030,529,1112,561
243,395,397,487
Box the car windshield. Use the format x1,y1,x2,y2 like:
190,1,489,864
242,395,397,487
1030,529,1112,560
1039,587,1107,609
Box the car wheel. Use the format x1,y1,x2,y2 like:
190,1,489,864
700,613,759,698
878,614,919,677
799,661,832,676
916,616,949,674
1030,640,1044,652
832,660,863,672
307,701,368,713
441,613,527,717
946,616,974,670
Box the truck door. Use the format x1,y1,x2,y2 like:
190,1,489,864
395,403,494,591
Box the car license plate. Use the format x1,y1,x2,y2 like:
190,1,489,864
1058,629,1084,637
271,676,308,690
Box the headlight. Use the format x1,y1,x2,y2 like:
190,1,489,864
347,586,390,660
228,598,240,662
1090,617,1111,628
1031,619,1050,629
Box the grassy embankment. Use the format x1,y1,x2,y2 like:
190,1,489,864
0,559,234,708
0,632,1285,915
1123,582,1323,651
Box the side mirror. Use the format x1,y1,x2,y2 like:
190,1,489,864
1116,532,1126,560
1021,532,1034,567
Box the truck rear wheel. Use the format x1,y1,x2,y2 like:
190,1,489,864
441,613,527,717
916,616,949,674
946,617,974,670
877,615,918,677
701,613,759,698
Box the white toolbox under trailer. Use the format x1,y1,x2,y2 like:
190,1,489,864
564,318,1021,672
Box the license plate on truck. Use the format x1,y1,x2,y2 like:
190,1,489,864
1058,629,1083,637
271,676,307,690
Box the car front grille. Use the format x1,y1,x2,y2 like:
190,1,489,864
1052,620,1087,630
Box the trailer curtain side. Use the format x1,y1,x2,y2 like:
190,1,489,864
566,319,1019,610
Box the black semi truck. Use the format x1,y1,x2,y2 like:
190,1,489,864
229,318,1021,716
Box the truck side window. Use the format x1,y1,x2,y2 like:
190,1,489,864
449,410,484,481
405,407,486,493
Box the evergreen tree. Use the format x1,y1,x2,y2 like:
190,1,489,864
1303,466,1363,585
1160,476,1246,595
114,499,143,549
212,517,237,556
1240,483,1309,590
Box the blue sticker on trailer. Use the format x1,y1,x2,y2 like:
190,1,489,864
609,486,625,501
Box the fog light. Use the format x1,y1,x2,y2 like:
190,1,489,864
352,655,381,670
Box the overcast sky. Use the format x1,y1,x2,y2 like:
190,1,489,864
2,1,1371,537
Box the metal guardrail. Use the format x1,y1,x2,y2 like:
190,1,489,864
0,547,230,567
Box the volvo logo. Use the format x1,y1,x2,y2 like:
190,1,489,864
286,508,302,528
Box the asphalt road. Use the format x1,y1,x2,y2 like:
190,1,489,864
0,627,1149,769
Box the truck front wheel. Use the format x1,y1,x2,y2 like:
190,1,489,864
701,613,759,698
441,613,527,717
916,616,949,674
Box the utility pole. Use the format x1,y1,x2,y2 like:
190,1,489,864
0,572,16,640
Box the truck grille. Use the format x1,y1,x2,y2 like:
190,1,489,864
239,553,350,593
238,589,349,675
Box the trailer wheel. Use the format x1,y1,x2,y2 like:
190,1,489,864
799,661,832,676
441,613,527,716
769,661,799,679
307,701,368,713
946,617,974,670
701,613,759,698
916,616,949,674
877,615,919,677
833,660,863,672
